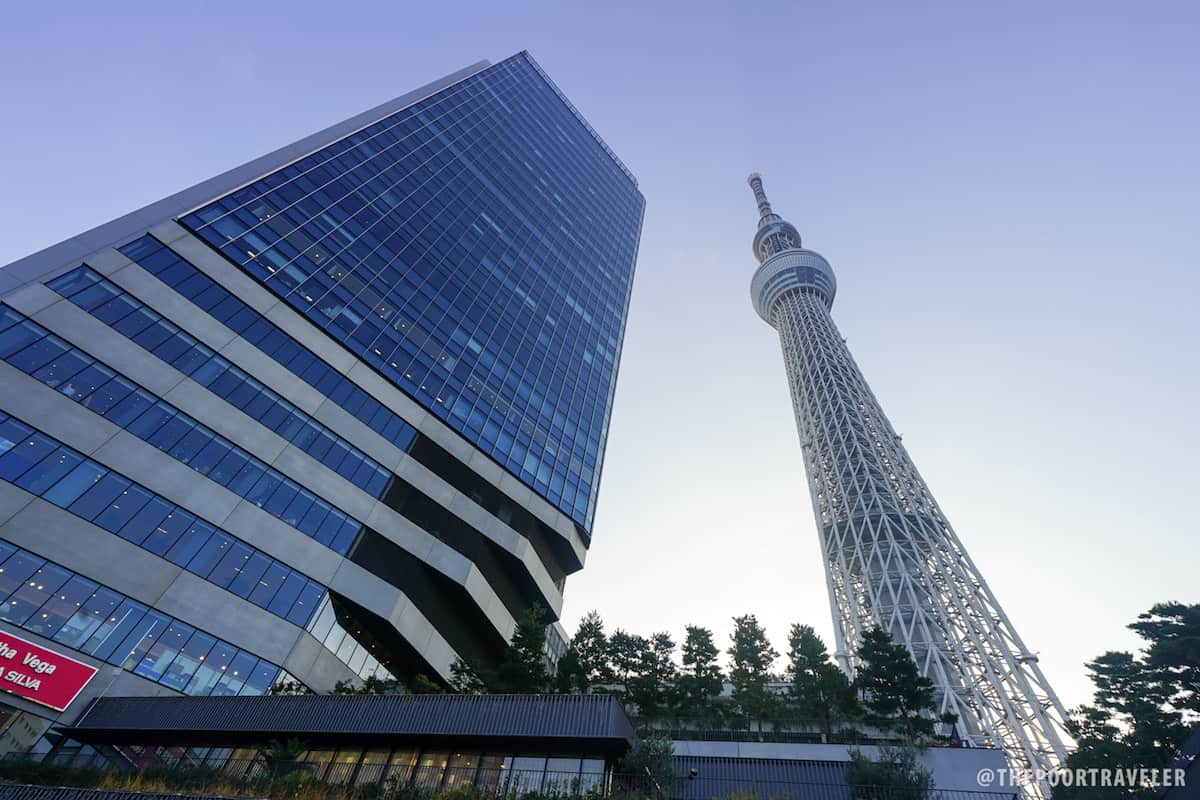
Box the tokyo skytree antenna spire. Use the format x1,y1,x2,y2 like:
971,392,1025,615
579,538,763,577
746,173,1071,799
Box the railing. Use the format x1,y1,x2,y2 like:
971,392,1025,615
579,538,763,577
0,754,1017,800
629,717,948,747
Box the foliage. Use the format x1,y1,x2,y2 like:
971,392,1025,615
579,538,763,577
786,624,860,739
844,744,934,800
615,735,675,796
269,679,313,695
727,614,780,727
626,632,677,719
332,676,405,695
675,625,724,715
608,629,650,698
1055,602,1199,799
852,627,942,740
493,602,552,693
575,610,617,686
410,673,446,694
259,737,308,776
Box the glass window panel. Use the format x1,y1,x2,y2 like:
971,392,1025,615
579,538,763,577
113,610,172,672
56,587,123,650
106,388,156,428
246,561,288,609
212,650,258,696
117,497,174,545
160,630,216,691
142,507,196,557
445,752,480,788
67,471,128,519
0,562,70,625
544,757,582,794
240,660,279,696
386,749,418,785
27,574,100,638
355,749,391,786
265,572,307,618
285,581,324,627
145,412,194,451
184,640,236,695
7,334,69,373
207,541,252,589
81,597,148,661
133,620,194,682
42,459,107,508
0,320,46,359
93,484,154,534
413,751,449,788
45,267,99,297
164,521,215,567
325,747,363,785
0,428,52,482
81,376,135,415
15,446,83,496
0,549,46,597
32,348,93,390
507,756,547,795
226,552,271,598
64,363,116,401
186,533,234,579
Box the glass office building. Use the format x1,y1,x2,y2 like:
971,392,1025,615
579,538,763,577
0,51,643,752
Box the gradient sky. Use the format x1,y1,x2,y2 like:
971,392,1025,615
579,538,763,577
3,1,1197,710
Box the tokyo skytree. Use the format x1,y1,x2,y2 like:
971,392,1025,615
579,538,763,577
746,173,1071,797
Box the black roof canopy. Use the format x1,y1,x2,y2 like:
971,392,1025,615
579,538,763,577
61,694,635,755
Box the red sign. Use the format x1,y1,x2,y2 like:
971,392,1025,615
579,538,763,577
0,629,98,711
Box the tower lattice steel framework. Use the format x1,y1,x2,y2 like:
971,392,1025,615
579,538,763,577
746,173,1071,798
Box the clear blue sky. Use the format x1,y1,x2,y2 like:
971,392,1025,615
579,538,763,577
3,1,1197,709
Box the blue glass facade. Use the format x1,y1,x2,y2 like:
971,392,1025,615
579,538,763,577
179,52,643,532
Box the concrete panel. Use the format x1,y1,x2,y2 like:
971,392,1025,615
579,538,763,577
281,633,360,691
164,229,282,318
2,497,180,606
0,479,36,527
154,571,302,665
84,247,135,276
311,398,408,472
0,363,120,456
269,445,376,522
91,430,242,526
327,561,405,621
25,298,186,399
146,220,191,247
217,502,342,584
107,262,239,353
161,377,287,465
263,303,358,375
218,336,323,416
2,283,63,316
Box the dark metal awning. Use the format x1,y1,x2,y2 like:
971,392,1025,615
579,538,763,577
61,693,636,755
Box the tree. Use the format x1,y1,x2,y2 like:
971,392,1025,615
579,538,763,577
676,625,724,716
332,675,404,695
852,627,942,740
493,602,552,693
450,658,491,694
554,647,588,694
844,744,934,800
627,633,677,720
409,674,445,694
258,738,308,777
728,614,780,731
609,629,650,701
573,610,616,686
786,624,859,740
1055,602,1200,800
615,735,675,798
